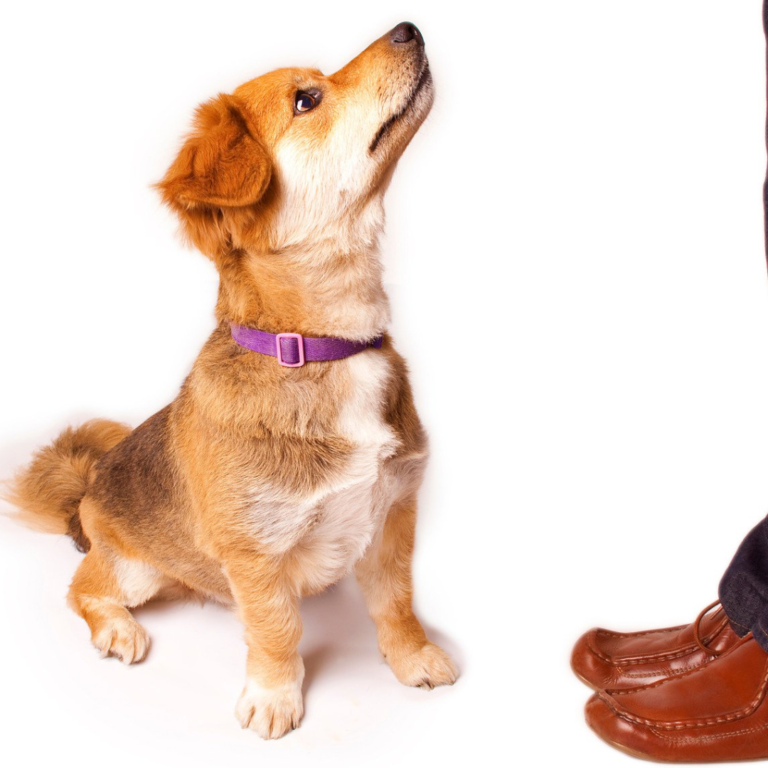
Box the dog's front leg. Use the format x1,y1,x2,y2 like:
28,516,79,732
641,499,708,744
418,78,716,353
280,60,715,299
224,552,304,739
356,499,458,689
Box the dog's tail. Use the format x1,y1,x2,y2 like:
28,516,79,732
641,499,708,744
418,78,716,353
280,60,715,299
3,420,131,553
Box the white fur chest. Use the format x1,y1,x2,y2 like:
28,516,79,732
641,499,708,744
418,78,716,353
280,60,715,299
246,351,402,592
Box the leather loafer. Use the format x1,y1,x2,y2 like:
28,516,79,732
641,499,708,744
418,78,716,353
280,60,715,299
585,634,768,762
571,602,740,691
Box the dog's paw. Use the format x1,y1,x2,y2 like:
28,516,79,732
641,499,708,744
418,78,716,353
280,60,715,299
92,617,151,664
388,642,458,689
235,678,304,739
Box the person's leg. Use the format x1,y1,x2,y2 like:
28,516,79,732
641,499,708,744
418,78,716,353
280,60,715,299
576,0,768,759
718,515,768,648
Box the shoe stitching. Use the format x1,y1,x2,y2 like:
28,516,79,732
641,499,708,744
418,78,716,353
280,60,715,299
600,647,768,730
621,663,703,679
590,644,706,666
596,624,690,640
596,611,724,641
589,616,729,666
650,723,768,743
608,635,753,696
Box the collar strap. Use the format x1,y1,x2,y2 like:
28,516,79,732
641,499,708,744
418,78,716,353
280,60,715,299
230,323,383,367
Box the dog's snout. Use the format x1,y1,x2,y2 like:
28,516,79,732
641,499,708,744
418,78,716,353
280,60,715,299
389,22,424,46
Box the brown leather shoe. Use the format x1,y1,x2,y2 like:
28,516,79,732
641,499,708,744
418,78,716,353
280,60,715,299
585,634,768,762
571,601,740,691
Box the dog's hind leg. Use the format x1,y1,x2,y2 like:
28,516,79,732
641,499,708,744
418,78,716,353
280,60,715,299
67,543,165,664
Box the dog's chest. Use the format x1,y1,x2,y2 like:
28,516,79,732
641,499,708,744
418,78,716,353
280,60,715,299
246,353,403,588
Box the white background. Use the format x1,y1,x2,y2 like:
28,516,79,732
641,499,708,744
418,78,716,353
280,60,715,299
1,1,767,766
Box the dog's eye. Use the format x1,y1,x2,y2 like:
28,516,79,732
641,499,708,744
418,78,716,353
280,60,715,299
294,90,320,114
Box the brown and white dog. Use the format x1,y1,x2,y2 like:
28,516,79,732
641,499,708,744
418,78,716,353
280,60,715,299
6,22,456,739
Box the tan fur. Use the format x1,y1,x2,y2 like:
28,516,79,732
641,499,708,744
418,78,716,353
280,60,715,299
5,419,131,551
7,25,455,739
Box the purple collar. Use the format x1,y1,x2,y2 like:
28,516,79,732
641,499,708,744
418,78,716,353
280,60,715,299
230,323,383,367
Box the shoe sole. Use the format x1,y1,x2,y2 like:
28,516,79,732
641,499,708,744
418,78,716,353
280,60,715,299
587,718,672,763
587,713,768,763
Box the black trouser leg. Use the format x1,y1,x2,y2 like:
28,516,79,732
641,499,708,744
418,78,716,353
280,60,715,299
719,516,768,649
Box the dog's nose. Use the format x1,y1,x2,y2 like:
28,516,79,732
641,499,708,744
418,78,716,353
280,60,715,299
390,22,424,46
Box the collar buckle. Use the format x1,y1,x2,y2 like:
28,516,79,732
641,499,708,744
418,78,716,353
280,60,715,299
275,333,305,367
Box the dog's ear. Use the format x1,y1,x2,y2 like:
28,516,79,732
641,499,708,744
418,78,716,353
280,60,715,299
158,94,271,210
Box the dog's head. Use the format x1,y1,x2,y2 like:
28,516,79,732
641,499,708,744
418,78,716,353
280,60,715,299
157,23,433,260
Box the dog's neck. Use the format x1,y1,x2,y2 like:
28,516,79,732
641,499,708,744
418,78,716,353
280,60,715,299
215,241,391,341
215,194,394,340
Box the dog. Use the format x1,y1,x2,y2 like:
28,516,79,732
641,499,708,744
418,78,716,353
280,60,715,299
6,21,457,739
